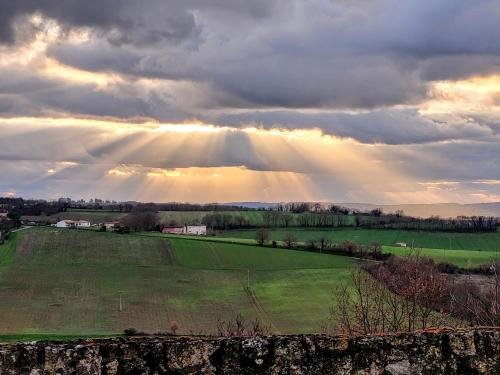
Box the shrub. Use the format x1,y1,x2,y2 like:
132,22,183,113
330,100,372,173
123,328,138,336
437,262,461,274
170,321,179,335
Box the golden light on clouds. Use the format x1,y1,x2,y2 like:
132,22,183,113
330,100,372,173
108,168,134,176
155,123,226,134
0,15,88,68
0,115,464,203
101,165,319,203
2,191,17,198
0,114,498,204
471,179,500,185
42,58,122,88
147,169,183,178
422,74,500,115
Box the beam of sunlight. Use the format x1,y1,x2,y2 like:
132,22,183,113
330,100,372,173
1,116,497,203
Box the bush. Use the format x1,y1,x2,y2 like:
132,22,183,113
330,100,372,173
123,328,138,336
437,262,461,274
170,321,179,335
283,233,297,248
334,240,358,255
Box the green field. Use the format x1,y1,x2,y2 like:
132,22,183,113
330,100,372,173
0,228,354,338
383,246,499,268
213,227,500,267
149,231,499,268
217,227,500,252
169,237,351,270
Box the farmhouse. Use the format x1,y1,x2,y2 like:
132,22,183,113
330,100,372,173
162,225,207,236
55,220,91,228
162,226,185,235
396,242,407,247
186,225,207,235
103,221,121,231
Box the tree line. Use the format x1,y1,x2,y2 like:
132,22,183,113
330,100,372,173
3,196,498,233
356,213,498,232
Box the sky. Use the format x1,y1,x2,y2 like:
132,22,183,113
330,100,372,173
1,0,500,203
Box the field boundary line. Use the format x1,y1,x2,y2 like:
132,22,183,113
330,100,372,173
244,286,280,334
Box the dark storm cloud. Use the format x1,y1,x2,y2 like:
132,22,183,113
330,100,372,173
33,0,500,112
0,0,199,45
0,0,282,45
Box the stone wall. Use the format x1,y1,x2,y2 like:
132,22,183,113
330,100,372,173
0,328,499,374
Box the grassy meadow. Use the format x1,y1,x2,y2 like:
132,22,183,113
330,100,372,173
0,227,354,340
212,227,500,267
383,246,499,268
217,227,500,252
2,220,498,341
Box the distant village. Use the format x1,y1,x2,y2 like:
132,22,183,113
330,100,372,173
54,219,207,236
0,196,224,242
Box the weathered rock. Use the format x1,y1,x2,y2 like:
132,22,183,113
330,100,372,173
0,328,498,374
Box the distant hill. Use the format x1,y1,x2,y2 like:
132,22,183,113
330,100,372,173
222,201,500,218
339,202,500,218
222,202,278,209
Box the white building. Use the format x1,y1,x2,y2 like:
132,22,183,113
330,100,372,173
395,242,407,247
55,220,91,228
185,225,207,235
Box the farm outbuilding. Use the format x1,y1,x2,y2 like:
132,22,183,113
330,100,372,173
185,225,207,235
103,221,121,231
162,227,185,235
162,225,207,236
55,220,91,228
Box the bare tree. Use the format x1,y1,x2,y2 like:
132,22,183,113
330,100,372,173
318,237,331,253
280,213,293,228
449,261,500,326
329,255,450,335
255,227,270,246
120,211,159,231
216,314,269,337
283,233,297,248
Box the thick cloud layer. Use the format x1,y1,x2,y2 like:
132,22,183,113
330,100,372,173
2,0,500,112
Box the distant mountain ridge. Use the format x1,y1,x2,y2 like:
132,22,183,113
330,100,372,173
222,202,278,209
